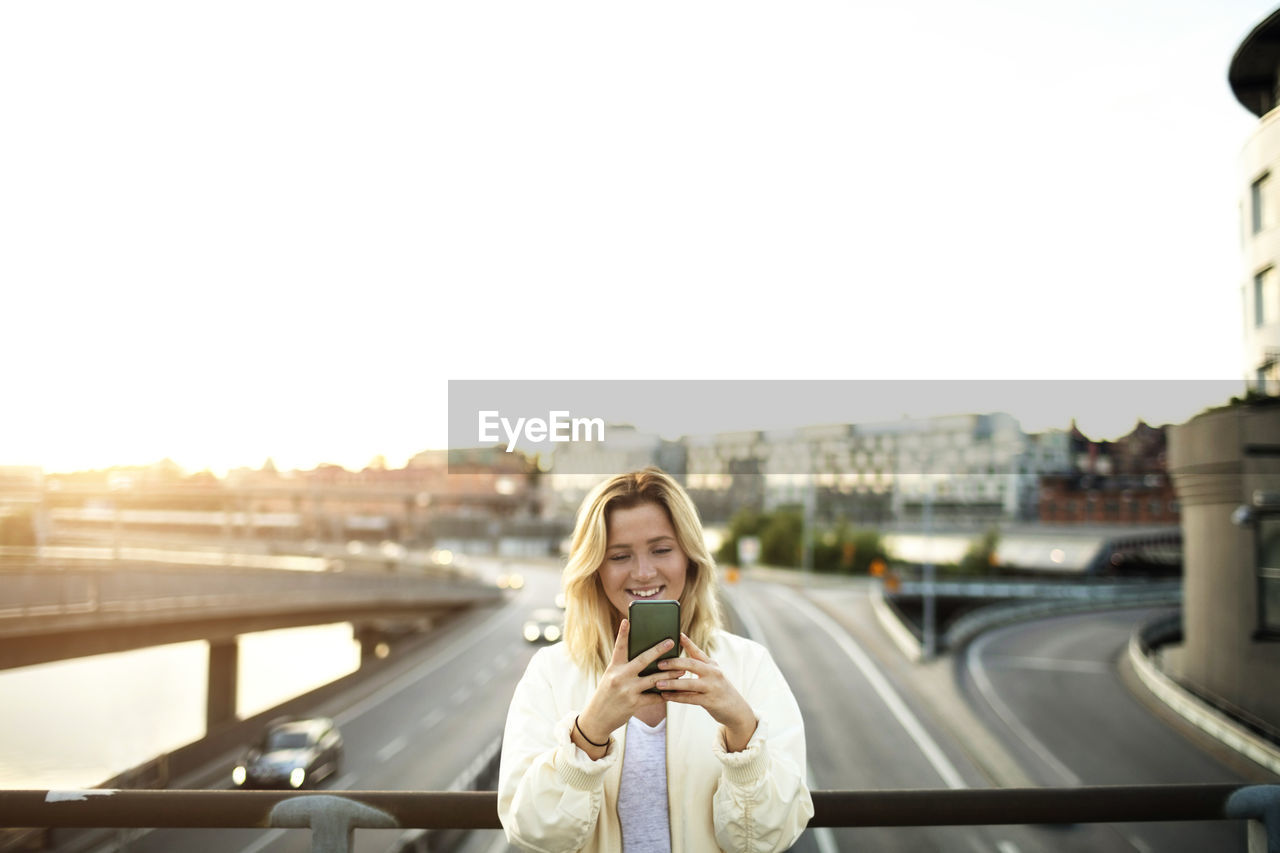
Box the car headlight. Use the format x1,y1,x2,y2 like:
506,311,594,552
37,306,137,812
523,624,541,642
231,765,247,787
289,767,306,788
543,625,561,642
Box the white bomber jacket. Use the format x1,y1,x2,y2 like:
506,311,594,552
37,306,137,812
497,630,814,853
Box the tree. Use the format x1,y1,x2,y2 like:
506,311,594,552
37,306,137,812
760,508,804,568
717,506,762,564
719,507,888,573
956,527,1000,575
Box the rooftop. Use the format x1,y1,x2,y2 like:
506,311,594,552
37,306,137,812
1229,7,1280,117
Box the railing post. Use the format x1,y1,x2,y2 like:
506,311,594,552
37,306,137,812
1225,785,1280,853
270,795,399,853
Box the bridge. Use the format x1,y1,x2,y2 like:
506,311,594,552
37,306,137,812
0,546,502,734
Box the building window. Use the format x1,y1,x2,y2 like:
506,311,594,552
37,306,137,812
1253,172,1271,234
1256,266,1280,328
1260,515,1280,635
1257,269,1270,327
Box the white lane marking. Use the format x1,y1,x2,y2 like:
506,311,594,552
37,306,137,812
334,599,517,728
726,584,769,643
86,829,150,853
968,630,1082,786
870,581,924,662
483,830,513,853
984,655,1109,675
997,841,1022,853
239,827,287,853
727,586,841,853
447,734,504,791
377,734,409,763
771,585,969,790
420,708,446,730
476,667,494,685
1127,833,1154,853
451,686,471,705
330,772,357,790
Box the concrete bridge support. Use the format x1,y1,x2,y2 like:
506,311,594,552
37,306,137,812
1168,402,1280,736
207,639,239,730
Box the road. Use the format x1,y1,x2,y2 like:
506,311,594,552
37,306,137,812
959,608,1263,852
52,562,1273,853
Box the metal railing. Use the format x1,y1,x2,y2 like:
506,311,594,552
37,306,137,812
2,784,1278,853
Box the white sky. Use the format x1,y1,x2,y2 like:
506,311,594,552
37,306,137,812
2,1,1276,475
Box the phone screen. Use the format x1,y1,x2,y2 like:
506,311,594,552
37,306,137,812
628,599,681,690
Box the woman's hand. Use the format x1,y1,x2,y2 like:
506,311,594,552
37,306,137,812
656,634,759,752
573,619,687,756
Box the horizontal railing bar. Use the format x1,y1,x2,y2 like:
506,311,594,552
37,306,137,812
809,784,1246,827
0,784,1257,830
0,791,495,829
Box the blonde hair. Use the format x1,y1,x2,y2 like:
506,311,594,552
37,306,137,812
561,467,722,675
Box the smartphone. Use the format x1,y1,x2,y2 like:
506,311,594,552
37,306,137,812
628,599,681,692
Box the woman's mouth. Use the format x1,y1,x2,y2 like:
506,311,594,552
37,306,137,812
627,586,664,600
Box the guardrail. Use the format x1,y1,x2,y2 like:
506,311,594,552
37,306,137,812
2,784,1278,853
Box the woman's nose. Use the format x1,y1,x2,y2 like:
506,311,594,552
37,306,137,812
633,557,657,578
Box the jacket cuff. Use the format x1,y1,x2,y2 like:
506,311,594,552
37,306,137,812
554,712,619,790
713,717,769,787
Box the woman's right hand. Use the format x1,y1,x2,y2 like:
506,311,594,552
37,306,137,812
573,619,685,753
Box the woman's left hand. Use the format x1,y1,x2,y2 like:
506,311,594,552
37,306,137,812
656,634,759,752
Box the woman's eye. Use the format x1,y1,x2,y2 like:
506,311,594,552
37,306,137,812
609,553,630,562
654,548,672,555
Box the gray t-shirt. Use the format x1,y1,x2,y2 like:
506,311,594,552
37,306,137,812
618,715,671,853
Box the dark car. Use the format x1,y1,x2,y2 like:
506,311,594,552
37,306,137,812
231,716,344,790
523,608,563,644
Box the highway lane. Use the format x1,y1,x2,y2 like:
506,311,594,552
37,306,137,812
728,579,1054,853
961,608,1272,852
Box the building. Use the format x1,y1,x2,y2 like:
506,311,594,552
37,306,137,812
1229,9,1280,394
1038,421,1180,525
1147,13,1280,744
546,412,1073,526
540,425,673,516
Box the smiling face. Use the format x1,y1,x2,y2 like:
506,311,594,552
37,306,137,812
597,501,689,619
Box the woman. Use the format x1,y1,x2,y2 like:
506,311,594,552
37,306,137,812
498,467,813,853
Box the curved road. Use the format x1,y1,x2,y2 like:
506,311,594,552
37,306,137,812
959,607,1266,852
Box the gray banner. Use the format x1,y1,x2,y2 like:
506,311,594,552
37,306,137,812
447,379,1246,476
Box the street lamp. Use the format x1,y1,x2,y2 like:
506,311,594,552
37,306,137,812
922,473,937,662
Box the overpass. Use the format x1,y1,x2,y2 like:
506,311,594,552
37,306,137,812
0,547,503,732
878,522,1181,573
